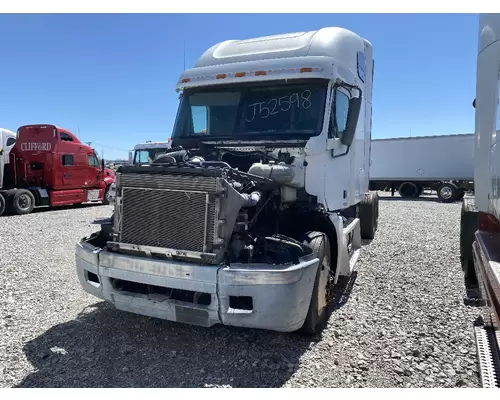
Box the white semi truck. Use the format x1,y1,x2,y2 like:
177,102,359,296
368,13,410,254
107,141,173,204
75,27,379,335
0,128,17,214
370,133,475,203
460,13,500,388
129,140,172,165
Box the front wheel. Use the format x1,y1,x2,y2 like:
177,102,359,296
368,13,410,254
102,185,111,205
297,231,332,336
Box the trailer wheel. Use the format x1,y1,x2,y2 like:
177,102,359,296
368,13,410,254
297,231,332,336
9,189,35,215
359,192,378,240
398,182,420,199
437,182,458,203
416,185,424,197
0,194,5,217
460,198,479,283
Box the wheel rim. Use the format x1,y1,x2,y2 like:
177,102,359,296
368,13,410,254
18,194,31,210
439,186,453,200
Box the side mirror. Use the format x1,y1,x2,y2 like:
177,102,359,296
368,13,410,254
101,158,105,171
128,151,134,164
341,91,363,147
472,98,476,108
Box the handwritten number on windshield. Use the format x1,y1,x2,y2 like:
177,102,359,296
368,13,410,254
245,90,312,122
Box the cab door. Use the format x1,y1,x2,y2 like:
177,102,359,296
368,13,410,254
61,153,77,187
86,153,101,188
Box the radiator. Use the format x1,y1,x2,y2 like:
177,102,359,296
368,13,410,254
116,172,222,255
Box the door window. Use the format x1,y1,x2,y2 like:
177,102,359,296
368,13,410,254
328,89,350,139
88,154,99,168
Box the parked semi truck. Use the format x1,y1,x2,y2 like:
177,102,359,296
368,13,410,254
460,13,500,388
129,140,172,165
0,128,17,192
0,124,115,217
369,133,474,203
76,26,379,335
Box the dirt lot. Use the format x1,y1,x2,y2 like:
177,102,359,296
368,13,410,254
0,195,481,387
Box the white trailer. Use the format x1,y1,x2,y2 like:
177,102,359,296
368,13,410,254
107,140,173,204
76,26,379,336
369,133,475,202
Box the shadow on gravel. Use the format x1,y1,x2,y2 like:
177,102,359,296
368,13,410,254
16,302,313,388
377,196,445,204
17,261,360,388
17,272,359,388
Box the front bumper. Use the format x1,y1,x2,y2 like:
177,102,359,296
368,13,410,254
75,237,319,332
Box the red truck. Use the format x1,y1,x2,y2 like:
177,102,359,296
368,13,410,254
0,124,115,216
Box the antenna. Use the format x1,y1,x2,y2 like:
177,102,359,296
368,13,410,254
77,125,81,139
183,40,186,70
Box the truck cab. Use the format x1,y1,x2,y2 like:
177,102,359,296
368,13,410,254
75,27,379,335
460,13,500,388
0,124,115,216
130,140,172,165
0,128,16,190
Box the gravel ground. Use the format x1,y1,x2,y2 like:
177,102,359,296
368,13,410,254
0,194,482,388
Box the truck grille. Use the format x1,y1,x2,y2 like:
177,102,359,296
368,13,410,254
117,173,221,255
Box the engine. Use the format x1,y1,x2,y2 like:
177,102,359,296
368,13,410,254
108,147,313,266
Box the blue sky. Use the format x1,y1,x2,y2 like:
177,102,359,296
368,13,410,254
0,13,479,160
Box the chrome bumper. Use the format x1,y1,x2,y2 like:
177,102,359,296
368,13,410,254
75,237,319,332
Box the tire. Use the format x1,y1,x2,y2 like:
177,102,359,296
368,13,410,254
0,194,5,217
298,231,332,336
359,192,378,240
8,189,35,215
102,185,111,205
437,182,458,203
398,182,419,198
460,198,479,283
416,185,424,197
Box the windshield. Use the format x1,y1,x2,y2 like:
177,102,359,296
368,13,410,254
134,149,169,165
172,79,328,140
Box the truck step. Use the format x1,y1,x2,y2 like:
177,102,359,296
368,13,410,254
474,324,500,387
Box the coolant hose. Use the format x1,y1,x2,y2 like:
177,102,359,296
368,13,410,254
241,191,262,207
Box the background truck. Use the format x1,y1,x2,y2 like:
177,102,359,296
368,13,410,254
460,13,500,388
0,124,115,217
369,133,474,203
76,26,379,336
129,140,172,165
0,128,17,191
